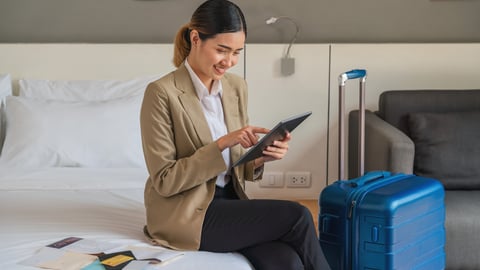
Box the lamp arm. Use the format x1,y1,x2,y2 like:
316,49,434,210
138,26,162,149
266,16,299,58
285,19,299,58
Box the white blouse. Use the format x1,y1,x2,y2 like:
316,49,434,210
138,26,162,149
184,59,231,187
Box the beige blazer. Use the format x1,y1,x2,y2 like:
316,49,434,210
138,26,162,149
140,63,258,250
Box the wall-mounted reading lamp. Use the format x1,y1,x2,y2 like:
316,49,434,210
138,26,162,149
266,16,300,76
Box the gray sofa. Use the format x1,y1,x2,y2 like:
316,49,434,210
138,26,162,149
348,89,480,270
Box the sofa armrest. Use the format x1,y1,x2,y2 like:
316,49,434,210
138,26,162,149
348,110,415,178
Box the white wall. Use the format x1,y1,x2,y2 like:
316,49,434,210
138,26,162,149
327,44,480,184
0,43,244,94
1,43,480,200
245,43,480,199
244,44,330,200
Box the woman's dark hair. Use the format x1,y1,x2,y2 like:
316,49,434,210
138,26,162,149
173,0,247,67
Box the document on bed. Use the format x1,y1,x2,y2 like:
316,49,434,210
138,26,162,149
19,247,97,270
19,236,184,270
127,245,184,263
47,237,119,254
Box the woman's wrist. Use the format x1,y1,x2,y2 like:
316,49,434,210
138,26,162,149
216,137,228,151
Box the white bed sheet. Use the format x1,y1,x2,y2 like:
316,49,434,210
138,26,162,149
0,168,254,270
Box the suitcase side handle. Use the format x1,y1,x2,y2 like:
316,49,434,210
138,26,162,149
350,171,391,187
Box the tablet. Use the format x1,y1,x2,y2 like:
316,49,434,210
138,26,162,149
231,111,312,168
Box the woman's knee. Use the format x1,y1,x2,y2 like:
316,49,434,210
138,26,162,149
288,202,315,227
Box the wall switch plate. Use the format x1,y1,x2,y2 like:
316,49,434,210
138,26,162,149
259,172,284,188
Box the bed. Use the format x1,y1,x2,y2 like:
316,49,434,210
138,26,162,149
0,47,254,269
0,168,253,270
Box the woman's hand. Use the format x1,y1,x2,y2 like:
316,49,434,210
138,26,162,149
216,126,270,151
263,132,291,162
252,132,291,169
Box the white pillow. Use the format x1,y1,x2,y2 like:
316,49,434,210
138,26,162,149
0,95,145,168
0,74,12,154
18,75,159,101
0,74,11,100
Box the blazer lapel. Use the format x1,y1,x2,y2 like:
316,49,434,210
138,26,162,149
221,77,242,165
174,65,243,165
174,65,213,146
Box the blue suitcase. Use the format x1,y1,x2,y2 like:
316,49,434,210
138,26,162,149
318,70,446,270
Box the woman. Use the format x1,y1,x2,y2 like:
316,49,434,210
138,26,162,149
140,1,328,269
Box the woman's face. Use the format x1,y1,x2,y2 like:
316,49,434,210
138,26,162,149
188,30,245,90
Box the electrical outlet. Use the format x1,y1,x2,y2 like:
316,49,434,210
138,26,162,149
286,171,311,188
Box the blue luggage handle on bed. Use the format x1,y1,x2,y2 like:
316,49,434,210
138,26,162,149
339,69,367,86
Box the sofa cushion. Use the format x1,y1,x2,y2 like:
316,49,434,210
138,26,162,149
408,111,480,189
378,90,480,135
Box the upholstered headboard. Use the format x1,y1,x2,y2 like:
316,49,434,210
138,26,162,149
0,43,245,95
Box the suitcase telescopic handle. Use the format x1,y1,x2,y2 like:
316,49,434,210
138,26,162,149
340,69,367,84
338,69,367,180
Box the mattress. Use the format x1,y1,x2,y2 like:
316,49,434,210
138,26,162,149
0,168,254,270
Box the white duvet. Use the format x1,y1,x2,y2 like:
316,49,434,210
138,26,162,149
0,168,254,270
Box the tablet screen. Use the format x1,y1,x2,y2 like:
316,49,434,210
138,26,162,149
231,111,312,168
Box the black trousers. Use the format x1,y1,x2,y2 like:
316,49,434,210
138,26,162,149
199,182,330,270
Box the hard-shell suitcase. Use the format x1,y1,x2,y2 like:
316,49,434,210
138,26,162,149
318,70,446,270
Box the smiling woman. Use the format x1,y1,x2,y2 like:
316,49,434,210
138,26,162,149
139,0,330,269
186,31,244,90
